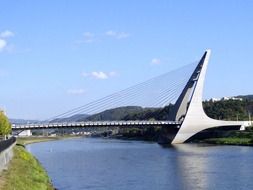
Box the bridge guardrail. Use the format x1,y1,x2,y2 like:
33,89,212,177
0,137,16,153
12,120,181,130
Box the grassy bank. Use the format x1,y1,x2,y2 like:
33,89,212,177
0,146,54,190
203,137,253,145
0,137,64,190
113,126,253,146
201,129,253,146
17,136,63,145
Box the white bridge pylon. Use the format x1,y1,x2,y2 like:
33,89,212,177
171,49,250,144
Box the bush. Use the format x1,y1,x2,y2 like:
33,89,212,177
0,111,12,138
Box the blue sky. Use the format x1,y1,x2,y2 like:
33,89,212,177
0,0,253,119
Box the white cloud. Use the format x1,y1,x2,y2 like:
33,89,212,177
91,71,108,79
0,39,7,52
76,32,96,44
81,72,89,77
82,71,117,80
116,32,130,39
0,30,14,38
76,30,129,45
67,89,85,95
83,32,95,43
105,30,116,36
151,58,161,65
105,30,130,39
84,32,94,38
108,71,117,77
0,30,15,52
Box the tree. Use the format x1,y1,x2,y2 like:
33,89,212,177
0,111,11,139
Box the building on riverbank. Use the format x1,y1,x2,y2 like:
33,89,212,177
17,130,32,137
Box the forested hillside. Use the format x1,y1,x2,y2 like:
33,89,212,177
203,99,253,121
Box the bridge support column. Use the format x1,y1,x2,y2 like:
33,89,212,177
159,50,248,144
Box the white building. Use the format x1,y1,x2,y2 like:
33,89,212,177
210,96,243,102
210,98,221,102
18,130,32,137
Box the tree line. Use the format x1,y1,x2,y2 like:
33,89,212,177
203,99,253,121
0,111,12,140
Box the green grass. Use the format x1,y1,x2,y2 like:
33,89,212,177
1,145,54,190
201,129,253,146
0,136,78,189
204,137,253,145
0,137,61,190
16,135,80,146
17,136,61,145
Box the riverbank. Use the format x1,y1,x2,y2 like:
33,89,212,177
198,129,253,146
0,136,68,190
17,136,67,145
112,127,253,146
111,127,161,142
201,137,253,146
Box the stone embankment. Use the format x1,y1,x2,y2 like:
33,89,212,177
0,137,16,173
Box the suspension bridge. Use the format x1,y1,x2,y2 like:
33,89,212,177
11,50,251,143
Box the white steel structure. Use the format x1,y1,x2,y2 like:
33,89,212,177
171,50,249,143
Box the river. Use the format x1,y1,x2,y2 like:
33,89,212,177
27,137,253,190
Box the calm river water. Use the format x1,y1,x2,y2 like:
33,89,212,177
27,138,253,190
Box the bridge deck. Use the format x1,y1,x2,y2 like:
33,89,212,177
12,120,180,130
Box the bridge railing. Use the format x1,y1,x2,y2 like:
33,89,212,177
12,120,181,129
0,137,16,153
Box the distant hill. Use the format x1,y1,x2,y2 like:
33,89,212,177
10,119,41,124
236,95,253,101
47,106,173,123
64,97,253,122
50,114,89,123
50,106,158,122
122,105,173,121
79,106,160,121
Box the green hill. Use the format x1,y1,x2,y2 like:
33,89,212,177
79,106,160,121
81,98,252,122
236,95,253,101
52,95,253,122
203,99,253,121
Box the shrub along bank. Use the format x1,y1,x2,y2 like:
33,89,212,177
201,128,253,145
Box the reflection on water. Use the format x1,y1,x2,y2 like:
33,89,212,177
173,144,210,190
27,138,253,190
173,144,253,190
